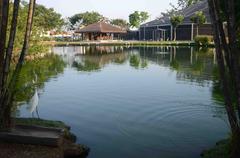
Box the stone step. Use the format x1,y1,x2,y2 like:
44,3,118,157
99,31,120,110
0,125,64,147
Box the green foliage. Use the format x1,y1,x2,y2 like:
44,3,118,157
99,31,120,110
170,15,184,28
129,11,149,28
194,35,213,46
15,118,69,128
219,0,240,26
69,11,104,26
170,60,180,70
8,1,64,54
111,19,129,30
165,0,202,16
14,54,65,104
182,0,202,7
72,60,101,72
190,11,206,24
33,4,64,31
129,55,148,69
201,139,230,158
130,55,140,68
218,0,240,45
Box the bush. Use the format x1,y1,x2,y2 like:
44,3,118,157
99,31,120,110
194,35,213,46
42,36,52,41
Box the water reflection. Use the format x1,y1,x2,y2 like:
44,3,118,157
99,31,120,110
54,46,216,86
14,54,65,117
18,46,228,158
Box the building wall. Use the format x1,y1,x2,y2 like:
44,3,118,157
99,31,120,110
121,31,139,40
176,24,192,40
138,23,213,41
139,25,172,41
196,24,213,36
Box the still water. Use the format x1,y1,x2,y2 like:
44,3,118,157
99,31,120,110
18,46,228,158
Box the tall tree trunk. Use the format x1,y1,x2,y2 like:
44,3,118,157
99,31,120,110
0,0,3,32
0,0,9,96
2,0,20,92
0,0,36,130
225,0,240,120
208,0,240,157
208,0,238,132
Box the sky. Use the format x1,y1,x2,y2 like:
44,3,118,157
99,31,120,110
36,0,178,21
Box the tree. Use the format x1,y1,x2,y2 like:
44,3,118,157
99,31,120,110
111,18,129,30
207,0,240,157
5,1,63,53
33,4,64,31
191,11,206,36
0,0,36,130
161,0,202,17
129,11,149,28
177,0,202,8
171,0,202,11
170,15,184,41
69,11,104,27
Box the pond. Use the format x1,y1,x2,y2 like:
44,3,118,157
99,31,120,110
18,46,228,158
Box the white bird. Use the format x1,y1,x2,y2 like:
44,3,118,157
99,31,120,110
28,89,39,114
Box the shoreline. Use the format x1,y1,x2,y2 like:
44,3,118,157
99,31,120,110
43,40,215,47
201,139,230,158
0,118,89,158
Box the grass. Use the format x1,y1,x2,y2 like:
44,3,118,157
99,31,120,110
15,118,70,129
201,139,230,158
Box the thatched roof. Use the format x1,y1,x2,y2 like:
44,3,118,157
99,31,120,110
75,22,127,33
141,0,211,27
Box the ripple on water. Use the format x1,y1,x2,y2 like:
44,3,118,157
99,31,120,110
113,99,221,152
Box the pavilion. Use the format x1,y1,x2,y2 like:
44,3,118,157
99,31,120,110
75,22,127,41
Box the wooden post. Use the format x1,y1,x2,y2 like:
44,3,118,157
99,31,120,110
191,23,194,40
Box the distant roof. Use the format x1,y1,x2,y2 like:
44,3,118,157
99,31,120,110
75,22,127,33
141,0,211,27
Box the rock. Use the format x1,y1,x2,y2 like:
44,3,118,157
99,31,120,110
64,142,90,158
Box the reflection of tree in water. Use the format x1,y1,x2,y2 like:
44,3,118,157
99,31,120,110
129,54,148,69
61,46,217,87
136,46,216,86
72,52,128,72
210,66,233,120
130,55,140,68
170,60,180,70
211,66,237,106
13,54,65,116
73,60,101,72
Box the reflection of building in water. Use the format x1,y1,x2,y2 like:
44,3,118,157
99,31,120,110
137,46,216,86
53,46,128,71
54,46,217,86
54,46,125,55
73,52,128,72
